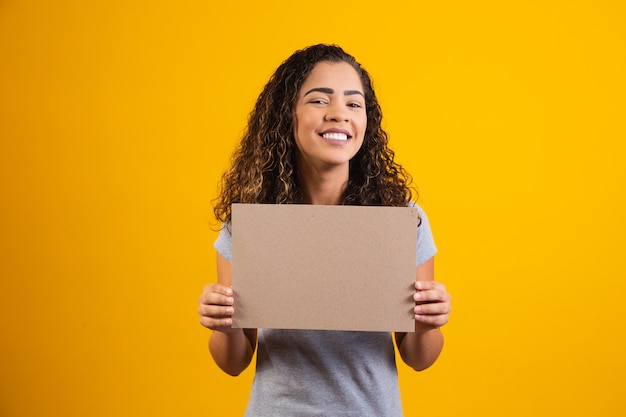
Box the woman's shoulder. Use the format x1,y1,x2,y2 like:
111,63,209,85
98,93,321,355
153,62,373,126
407,200,427,217
214,223,233,262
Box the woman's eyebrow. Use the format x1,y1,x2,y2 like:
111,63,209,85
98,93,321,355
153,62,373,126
304,87,334,96
344,89,364,97
304,87,364,97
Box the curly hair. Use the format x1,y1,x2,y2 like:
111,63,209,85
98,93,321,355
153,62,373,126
213,44,415,224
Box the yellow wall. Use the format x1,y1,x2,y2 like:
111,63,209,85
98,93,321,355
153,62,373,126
1,1,624,415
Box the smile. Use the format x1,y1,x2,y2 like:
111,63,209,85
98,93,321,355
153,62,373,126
321,132,349,141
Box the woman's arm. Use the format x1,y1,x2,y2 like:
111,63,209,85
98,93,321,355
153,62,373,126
395,257,451,371
198,253,257,376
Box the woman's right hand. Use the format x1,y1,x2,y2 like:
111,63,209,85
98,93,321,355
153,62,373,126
198,283,236,332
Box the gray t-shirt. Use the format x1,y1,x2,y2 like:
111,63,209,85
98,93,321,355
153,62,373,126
214,203,437,417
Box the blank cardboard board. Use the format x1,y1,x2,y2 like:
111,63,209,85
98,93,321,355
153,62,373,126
231,204,418,332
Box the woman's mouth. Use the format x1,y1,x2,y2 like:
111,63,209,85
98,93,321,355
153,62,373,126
321,132,349,141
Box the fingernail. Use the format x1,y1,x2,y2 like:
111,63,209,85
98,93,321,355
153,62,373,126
414,293,422,300
226,297,234,304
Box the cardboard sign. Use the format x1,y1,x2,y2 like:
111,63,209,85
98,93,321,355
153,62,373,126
231,204,418,332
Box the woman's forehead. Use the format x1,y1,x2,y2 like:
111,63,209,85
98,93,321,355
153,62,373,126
299,61,364,94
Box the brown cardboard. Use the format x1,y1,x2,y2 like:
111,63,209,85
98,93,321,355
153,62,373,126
231,203,418,332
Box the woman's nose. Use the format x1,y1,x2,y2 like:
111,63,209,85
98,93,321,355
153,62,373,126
324,103,349,122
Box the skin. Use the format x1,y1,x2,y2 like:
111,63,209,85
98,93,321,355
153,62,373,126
200,255,256,376
198,61,452,376
293,61,367,205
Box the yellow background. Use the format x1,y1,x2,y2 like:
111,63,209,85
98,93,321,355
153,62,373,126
1,0,625,416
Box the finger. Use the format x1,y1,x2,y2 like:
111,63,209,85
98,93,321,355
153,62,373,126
211,284,233,296
414,289,450,303
199,289,235,307
415,280,446,292
414,313,448,328
414,302,451,316
199,283,233,303
198,303,234,318
199,315,234,331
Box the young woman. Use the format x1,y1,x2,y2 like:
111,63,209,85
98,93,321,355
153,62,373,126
198,44,451,416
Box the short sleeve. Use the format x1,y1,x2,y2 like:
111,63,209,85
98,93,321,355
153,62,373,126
213,223,233,263
410,202,437,266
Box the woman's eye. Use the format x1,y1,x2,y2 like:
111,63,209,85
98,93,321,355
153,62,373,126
310,99,327,104
348,102,363,108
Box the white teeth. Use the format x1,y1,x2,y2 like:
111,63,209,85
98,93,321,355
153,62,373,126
322,132,348,141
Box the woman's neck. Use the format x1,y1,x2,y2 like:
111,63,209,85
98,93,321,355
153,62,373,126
297,162,349,206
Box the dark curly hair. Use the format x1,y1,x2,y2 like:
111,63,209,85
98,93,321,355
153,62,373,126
214,44,415,224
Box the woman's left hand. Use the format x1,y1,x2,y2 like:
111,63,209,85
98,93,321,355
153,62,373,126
413,280,452,328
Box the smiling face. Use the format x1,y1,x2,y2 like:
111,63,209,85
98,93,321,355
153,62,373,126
293,61,367,173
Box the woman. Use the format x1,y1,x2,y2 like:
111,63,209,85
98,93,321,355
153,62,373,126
198,44,451,416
